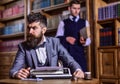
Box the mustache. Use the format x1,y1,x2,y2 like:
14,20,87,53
26,34,38,48
26,33,43,48
27,34,35,41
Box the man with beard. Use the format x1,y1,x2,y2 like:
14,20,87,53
9,12,84,79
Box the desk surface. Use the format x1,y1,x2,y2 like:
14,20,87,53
0,78,99,84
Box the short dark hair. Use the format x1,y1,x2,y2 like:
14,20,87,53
69,0,80,7
27,12,47,27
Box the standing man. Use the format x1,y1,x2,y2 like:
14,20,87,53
56,0,91,72
9,12,84,79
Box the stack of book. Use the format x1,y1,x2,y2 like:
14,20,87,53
30,67,72,79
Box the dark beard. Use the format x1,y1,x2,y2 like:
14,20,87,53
26,33,43,48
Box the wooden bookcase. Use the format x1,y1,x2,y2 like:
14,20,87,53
93,0,120,83
0,0,27,79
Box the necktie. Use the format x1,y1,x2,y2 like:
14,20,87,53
35,42,45,49
72,16,76,21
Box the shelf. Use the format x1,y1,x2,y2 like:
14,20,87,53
47,28,57,32
97,18,115,24
98,46,120,49
45,28,57,36
102,0,118,3
97,17,120,25
0,13,24,22
98,46,118,49
0,32,24,39
0,0,15,5
32,3,69,13
44,3,69,12
32,0,86,13
0,51,17,54
117,17,120,21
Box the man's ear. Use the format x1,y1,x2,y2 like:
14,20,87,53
42,27,47,34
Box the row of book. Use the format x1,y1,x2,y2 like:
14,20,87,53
98,2,120,20
47,14,60,29
32,0,50,9
32,0,69,9
0,39,24,52
99,27,115,46
0,23,24,35
0,0,24,19
54,0,65,5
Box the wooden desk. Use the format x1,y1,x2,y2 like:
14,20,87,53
0,78,99,84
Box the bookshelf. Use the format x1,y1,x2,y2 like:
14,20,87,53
93,0,120,83
0,13,24,22
0,0,15,5
0,0,27,79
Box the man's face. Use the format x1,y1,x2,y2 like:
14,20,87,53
28,22,43,38
27,22,46,48
69,4,80,16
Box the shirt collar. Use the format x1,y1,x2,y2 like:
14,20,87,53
35,36,46,49
69,15,80,22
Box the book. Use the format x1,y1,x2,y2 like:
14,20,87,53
80,27,90,40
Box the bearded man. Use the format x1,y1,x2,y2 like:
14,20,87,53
9,12,84,79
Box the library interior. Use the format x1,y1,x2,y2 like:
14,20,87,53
0,0,120,84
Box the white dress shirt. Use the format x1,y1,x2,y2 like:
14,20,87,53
35,36,47,65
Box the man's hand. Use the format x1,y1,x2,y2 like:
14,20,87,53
79,36,86,45
15,67,31,79
66,37,76,45
73,69,84,79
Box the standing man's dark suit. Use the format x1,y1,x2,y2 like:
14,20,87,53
10,37,81,78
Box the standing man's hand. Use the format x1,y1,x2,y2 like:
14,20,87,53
15,67,31,79
73,69,84,79
66,37,76,45
79,36,86,45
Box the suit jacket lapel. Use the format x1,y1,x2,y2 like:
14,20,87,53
30,49,38,68
30,37,52,68
45,38,52,66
